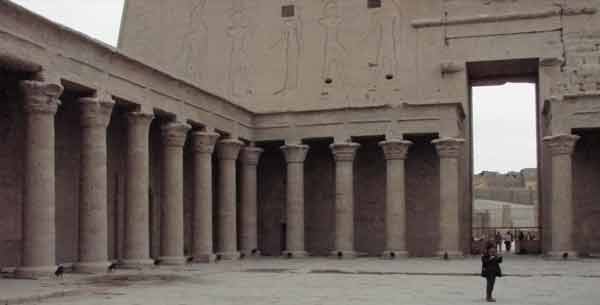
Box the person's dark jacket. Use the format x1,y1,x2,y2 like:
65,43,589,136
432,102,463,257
481,254,503,277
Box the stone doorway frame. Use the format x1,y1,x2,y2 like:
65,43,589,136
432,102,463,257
466,58,543,254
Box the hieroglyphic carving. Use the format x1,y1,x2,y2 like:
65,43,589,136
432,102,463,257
178,0,208,83
228,0,254,98
319,0,347,94
361,0,402,92
271,3,303,96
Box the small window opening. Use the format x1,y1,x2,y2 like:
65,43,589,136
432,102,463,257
368,0,382,9
282,5,295,18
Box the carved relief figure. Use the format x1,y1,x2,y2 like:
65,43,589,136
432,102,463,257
319,0,347,92
362,0,402,91
228,1,254,98
178,0,208,83
271,7,303,96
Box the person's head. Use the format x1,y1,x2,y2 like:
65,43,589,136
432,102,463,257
486,243,497,256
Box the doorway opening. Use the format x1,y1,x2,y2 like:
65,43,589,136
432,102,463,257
468,59,541,255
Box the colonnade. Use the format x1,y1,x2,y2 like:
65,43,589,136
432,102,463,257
14,79,265,276
13,79,470,277
14,79,583,277
281,138,466,259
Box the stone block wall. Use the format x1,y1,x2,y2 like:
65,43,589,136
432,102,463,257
54,97,81,264
354,138,385,256
257,142,286,256
405,134,440,257
0,72,24,267
573,130,600,255
304,140,335,256
149,119,163,259
107,108,128,261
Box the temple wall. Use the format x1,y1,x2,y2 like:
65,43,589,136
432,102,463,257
54,98,81,264
120,0,567,114
107,109,128,261
149,119,163,259
0,73,24,267
573,130,600,255
405,135,440,257
304,141,335,256
257,143,286,256
354,138,386,256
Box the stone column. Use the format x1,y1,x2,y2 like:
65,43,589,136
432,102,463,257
330,142,360,258
216,139,243,260
379,140,412,258
190,131,219,263
543,134,579,258
281,144,310,258
239,145,263,257
122,111,154,268
15,80,63,277
433,137,465,258
75,96,114,273
159,121,190,265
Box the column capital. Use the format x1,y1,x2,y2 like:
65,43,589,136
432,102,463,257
20,80,63,114
330,142,360,162
127,111,154,126
161,122,190,147
432,137,465,158
543,134,580,156
240,146,264,165
191,131,220,154
217,139,244,160
281,144,309,163
379,140,412,160
79,96,115,128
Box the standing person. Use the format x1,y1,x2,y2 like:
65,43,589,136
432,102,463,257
481,243,503,302
494,232,502,252
504,231,513,252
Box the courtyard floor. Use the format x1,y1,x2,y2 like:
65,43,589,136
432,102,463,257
1,256,600,305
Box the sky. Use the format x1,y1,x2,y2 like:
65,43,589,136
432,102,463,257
10,1,539,174
473,83,537,174
11,0,125,46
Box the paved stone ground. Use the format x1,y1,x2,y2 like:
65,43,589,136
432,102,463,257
2,256,600,305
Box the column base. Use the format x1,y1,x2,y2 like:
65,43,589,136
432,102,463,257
74,261,111,273
120,258,155,269
435,250,464,259
546,251,578,260
382,250,409,259
330,250,358,259
240,249,261,258
157,256,187,266
14,265,57,278
192,253,217,263
216,251,240,261
282,251,309,259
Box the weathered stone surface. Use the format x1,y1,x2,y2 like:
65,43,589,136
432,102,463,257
2,0,600,271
